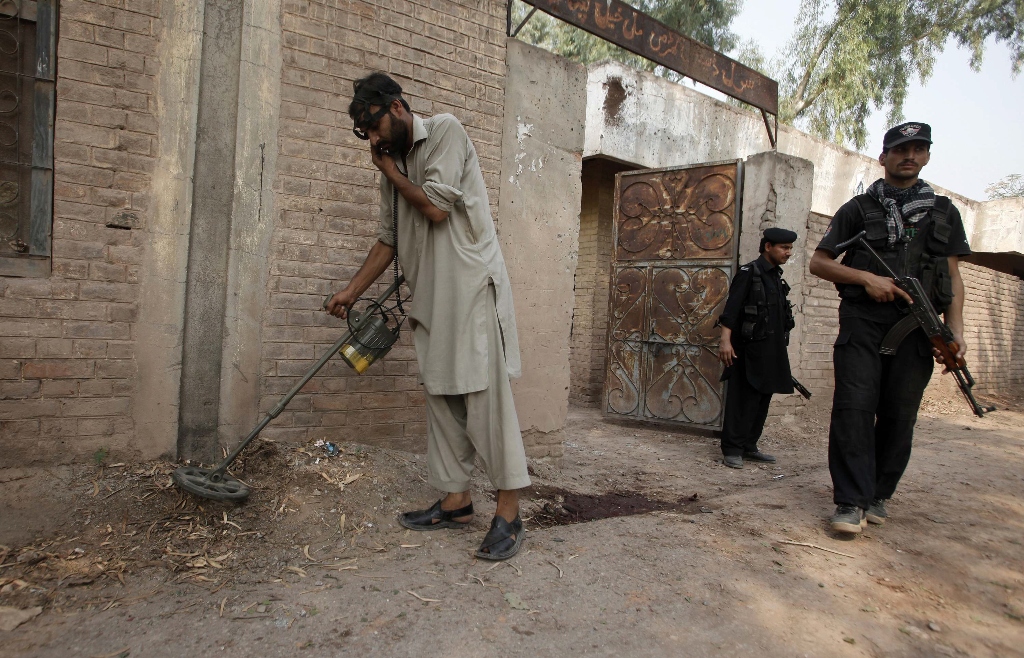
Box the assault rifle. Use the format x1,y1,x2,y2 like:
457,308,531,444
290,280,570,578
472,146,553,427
835,230,994,417
791,377,812,400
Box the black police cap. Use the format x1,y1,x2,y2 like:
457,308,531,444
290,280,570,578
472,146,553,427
763,227,797,245
883,122,932,150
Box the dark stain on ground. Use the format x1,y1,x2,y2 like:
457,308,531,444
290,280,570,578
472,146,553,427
525,484,704,527
602,76,627,125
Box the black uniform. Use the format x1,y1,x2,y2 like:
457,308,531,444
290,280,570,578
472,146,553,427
718,254,795,457
816,193,971,509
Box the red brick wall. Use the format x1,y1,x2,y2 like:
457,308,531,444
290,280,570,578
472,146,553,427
258,0,508,445
0,0,160,465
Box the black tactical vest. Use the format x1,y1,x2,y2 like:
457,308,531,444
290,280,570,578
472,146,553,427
837,195,955,312
740,261,795,344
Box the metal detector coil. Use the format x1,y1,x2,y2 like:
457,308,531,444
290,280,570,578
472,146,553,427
172,275,407,502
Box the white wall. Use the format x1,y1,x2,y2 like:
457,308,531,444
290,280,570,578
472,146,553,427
585,61,1021,250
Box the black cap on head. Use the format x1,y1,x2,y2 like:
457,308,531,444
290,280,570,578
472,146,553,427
760,227,797,253
883,122,932,151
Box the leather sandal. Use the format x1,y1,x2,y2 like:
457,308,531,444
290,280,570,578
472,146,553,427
398,499,473,531
474,515,524,561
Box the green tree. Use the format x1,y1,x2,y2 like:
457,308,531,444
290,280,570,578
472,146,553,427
985,174,1024,199
511,0,743,79
775,0,1024,149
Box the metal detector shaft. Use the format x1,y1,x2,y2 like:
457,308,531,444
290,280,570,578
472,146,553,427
209,275,405,476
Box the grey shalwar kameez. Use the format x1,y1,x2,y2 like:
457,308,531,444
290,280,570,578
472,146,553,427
378,113,530,492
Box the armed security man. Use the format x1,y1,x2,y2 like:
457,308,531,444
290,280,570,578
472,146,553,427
326,73,530,560
810,122,971,534
717,227,798,469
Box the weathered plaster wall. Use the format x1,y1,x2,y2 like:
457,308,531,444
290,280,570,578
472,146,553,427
579,60,1024,413
738,152,815,413
497,39,586,460
585,61,1021,253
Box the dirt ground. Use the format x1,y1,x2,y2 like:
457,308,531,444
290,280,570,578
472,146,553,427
1,384,1023,657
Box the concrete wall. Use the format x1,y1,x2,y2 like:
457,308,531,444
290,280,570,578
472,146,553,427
585,61,1021,254
738,151,814,413
496,39,586,460
573,60,1024,412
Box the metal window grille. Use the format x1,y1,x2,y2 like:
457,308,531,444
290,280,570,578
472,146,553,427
0,0,55,278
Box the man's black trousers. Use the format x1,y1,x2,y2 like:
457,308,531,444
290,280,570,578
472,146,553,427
720,359,772,457
829,315,934,509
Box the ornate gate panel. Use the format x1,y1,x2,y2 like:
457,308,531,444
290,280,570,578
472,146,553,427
604,161,741,430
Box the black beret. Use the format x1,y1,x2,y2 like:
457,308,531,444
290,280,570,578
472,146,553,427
763,227,797,245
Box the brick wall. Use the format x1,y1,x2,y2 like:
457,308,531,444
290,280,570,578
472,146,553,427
0,0,160,465
259,0,508,445
952,262,1024,395
796,211,842,399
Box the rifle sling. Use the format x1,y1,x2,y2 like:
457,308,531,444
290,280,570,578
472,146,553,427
879,315,920,355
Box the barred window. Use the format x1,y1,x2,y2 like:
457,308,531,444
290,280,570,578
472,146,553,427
0,0,55,278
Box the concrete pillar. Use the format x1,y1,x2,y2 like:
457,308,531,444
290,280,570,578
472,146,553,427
177,0,245,462
496,39,587,462
217,1,282,452
132,0,204,459
739,151,815,407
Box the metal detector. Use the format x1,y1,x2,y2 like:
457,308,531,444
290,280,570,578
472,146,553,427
172,276,406,502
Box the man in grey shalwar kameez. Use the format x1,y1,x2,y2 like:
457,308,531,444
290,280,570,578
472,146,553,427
326,73,530,561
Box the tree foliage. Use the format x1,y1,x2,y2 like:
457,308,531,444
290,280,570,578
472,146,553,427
774,0,1024,149
511,0,743,79
511,1,1023,151
985,174,1024,199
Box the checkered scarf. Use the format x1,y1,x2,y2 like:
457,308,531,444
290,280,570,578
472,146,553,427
866,178,936,248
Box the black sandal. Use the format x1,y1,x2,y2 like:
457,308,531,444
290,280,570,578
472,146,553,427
474,515,524,561
398,500,474,531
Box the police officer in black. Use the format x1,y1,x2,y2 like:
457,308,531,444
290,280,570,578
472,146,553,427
810,122,971,534
717,227,798,469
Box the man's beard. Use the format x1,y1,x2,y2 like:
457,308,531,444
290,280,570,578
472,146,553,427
381,114,409,156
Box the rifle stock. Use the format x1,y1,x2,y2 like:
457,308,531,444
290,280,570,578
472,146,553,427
835,231,994,418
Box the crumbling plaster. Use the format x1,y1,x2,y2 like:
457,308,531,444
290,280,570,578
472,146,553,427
584,61,1021,253
497,40,587,460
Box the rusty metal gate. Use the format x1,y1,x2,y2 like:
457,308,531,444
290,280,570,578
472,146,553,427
604,161,741,430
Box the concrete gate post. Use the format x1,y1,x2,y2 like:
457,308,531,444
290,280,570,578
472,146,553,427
496,40,587,462
739,151,815,413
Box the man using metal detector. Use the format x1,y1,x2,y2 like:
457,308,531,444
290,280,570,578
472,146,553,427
809,122,974,535
325,73,530,561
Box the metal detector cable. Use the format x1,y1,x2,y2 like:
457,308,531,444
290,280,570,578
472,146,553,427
392,187,404,314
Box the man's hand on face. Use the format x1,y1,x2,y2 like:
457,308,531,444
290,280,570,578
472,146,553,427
371,145,398,178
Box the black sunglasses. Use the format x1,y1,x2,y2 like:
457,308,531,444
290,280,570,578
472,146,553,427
352,105,391,140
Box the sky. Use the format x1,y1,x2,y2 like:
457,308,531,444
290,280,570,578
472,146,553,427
729,1,1023,201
